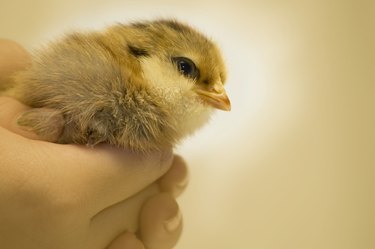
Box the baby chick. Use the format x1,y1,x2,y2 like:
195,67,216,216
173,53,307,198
7,19,230,152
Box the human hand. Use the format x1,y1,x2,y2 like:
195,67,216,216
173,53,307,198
0,39,188,249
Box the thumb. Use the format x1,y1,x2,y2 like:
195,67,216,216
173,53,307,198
0,96,40,140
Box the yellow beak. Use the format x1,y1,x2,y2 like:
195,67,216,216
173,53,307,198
195,83,231,111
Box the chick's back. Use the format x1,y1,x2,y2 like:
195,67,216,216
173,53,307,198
12,32,177,152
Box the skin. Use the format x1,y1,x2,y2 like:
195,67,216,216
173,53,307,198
0,39,188,249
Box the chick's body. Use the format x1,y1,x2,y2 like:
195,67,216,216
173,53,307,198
9,20,230,152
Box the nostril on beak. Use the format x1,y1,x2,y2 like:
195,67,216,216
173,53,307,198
210,83,225,94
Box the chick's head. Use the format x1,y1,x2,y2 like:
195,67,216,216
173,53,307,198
147,21,228,105
105,19,230,139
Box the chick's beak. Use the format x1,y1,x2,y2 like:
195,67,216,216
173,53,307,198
195,83,231,111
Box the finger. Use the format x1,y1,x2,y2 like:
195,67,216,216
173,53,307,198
107,232,144,249
0,96,40,139
139,193,183,249
0,39,31,88
89,155,188,247
88,183,159,247
34,142,174,216
158,155,189,197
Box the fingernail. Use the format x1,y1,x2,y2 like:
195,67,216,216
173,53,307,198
171,175,189,197
164,209,182,233
176,174,188,189
109,232,145,249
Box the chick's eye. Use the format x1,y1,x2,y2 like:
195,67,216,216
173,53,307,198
172,57,199,79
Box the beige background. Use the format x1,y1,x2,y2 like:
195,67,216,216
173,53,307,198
1,0,374,248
